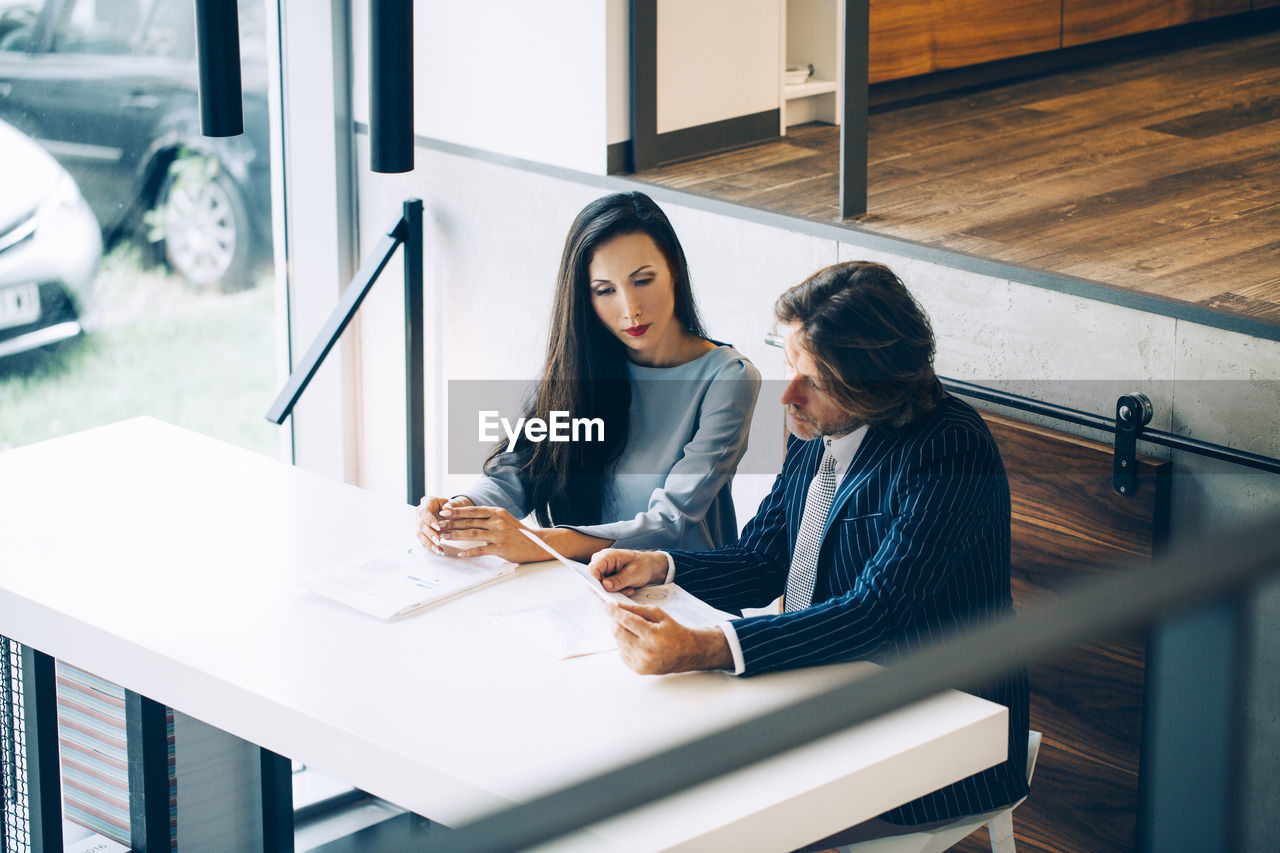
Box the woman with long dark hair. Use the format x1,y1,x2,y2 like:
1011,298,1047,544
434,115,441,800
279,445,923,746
416,191,760,563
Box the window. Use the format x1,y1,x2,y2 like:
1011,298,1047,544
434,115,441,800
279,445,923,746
52,0,149,56
0,2,283,844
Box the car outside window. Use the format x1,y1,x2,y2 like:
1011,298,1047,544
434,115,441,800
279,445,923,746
136,0,185,57
0,0,278,443
52,0,149,56
0,1,37,52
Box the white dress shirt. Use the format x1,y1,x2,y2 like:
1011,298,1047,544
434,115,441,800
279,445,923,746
662,425,869,675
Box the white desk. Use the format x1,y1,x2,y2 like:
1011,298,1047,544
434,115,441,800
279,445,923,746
0,418,1008,852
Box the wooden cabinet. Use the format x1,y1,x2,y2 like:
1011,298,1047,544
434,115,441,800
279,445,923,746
866,0,1260,85
1064,0,1251,46
636,0,1266,167
869,0,1061,84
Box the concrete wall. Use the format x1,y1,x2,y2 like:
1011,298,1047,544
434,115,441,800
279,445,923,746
350,141,1279,845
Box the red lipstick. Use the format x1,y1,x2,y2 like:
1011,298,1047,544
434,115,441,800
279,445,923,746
624,324,651,337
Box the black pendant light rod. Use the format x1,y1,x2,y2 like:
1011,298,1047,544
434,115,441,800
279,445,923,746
370,0,414,173
193,0,244,137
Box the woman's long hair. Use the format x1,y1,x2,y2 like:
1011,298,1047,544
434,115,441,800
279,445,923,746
485,191,707,526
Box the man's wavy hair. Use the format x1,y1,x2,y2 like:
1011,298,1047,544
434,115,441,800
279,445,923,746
775,261,944,431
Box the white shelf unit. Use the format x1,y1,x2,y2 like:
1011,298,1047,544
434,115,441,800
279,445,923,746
784,78,838,99
780,0,843,133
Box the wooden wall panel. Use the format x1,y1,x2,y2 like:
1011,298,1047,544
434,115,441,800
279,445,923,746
1031,639,1146,772
956,411,1172,853
1063,0,1251,47
987,412,1170,560
1006,749,1141,853
869,0,1061,83
1011,639,1145,852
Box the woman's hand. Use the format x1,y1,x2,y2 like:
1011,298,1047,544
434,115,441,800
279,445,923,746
416,495,474,554
433,505,555,563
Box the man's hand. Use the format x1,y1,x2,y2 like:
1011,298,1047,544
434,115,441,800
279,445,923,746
588,549,669,594
608,601,733,675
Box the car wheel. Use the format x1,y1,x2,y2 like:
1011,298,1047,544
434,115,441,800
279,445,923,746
153,155,253,290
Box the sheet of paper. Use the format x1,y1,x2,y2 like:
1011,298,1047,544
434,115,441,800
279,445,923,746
306,544,515,621
491,595,617,659
626,584,737,629
491,582,736,661
518,528,629,604
509,528,738,657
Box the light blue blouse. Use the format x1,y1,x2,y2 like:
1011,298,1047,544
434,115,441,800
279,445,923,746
462,344,761,551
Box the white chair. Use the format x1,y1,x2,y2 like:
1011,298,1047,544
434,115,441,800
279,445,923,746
836,730,1043,853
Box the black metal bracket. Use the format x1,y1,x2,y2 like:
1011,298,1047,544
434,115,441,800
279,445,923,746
260,749,295,853
21,647,63,853
267,197,426,506
126,691,171,853
1114,392,1153,495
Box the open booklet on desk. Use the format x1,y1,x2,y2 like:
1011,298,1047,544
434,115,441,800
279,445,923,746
491,530,735,659
304,543,516,621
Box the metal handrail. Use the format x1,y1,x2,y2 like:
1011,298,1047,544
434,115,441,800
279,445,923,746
942,377,1280,476
434,510,1280,852
266,198,425,505
762,333,1280,476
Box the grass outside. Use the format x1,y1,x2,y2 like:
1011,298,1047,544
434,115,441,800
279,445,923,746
0,246,281,457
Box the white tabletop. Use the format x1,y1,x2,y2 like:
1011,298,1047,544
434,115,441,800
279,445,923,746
0,418,1008,852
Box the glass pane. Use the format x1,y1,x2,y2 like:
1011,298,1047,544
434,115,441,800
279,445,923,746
0,1,37,51
0,0,280,458
0,0,282,846
51,0,150,55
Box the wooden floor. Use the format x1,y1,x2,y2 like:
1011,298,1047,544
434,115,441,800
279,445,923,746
636,28,1280,327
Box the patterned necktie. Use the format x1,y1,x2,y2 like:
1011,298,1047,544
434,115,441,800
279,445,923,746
784,445,838,612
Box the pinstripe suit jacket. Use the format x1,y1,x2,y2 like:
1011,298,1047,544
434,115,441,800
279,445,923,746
669,395,1030,824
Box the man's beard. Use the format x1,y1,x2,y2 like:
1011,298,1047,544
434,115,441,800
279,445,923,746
785,406,861,440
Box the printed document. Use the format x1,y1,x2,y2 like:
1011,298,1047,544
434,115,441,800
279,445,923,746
492,582,735,659
496,530,736,658
305,543,516,621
